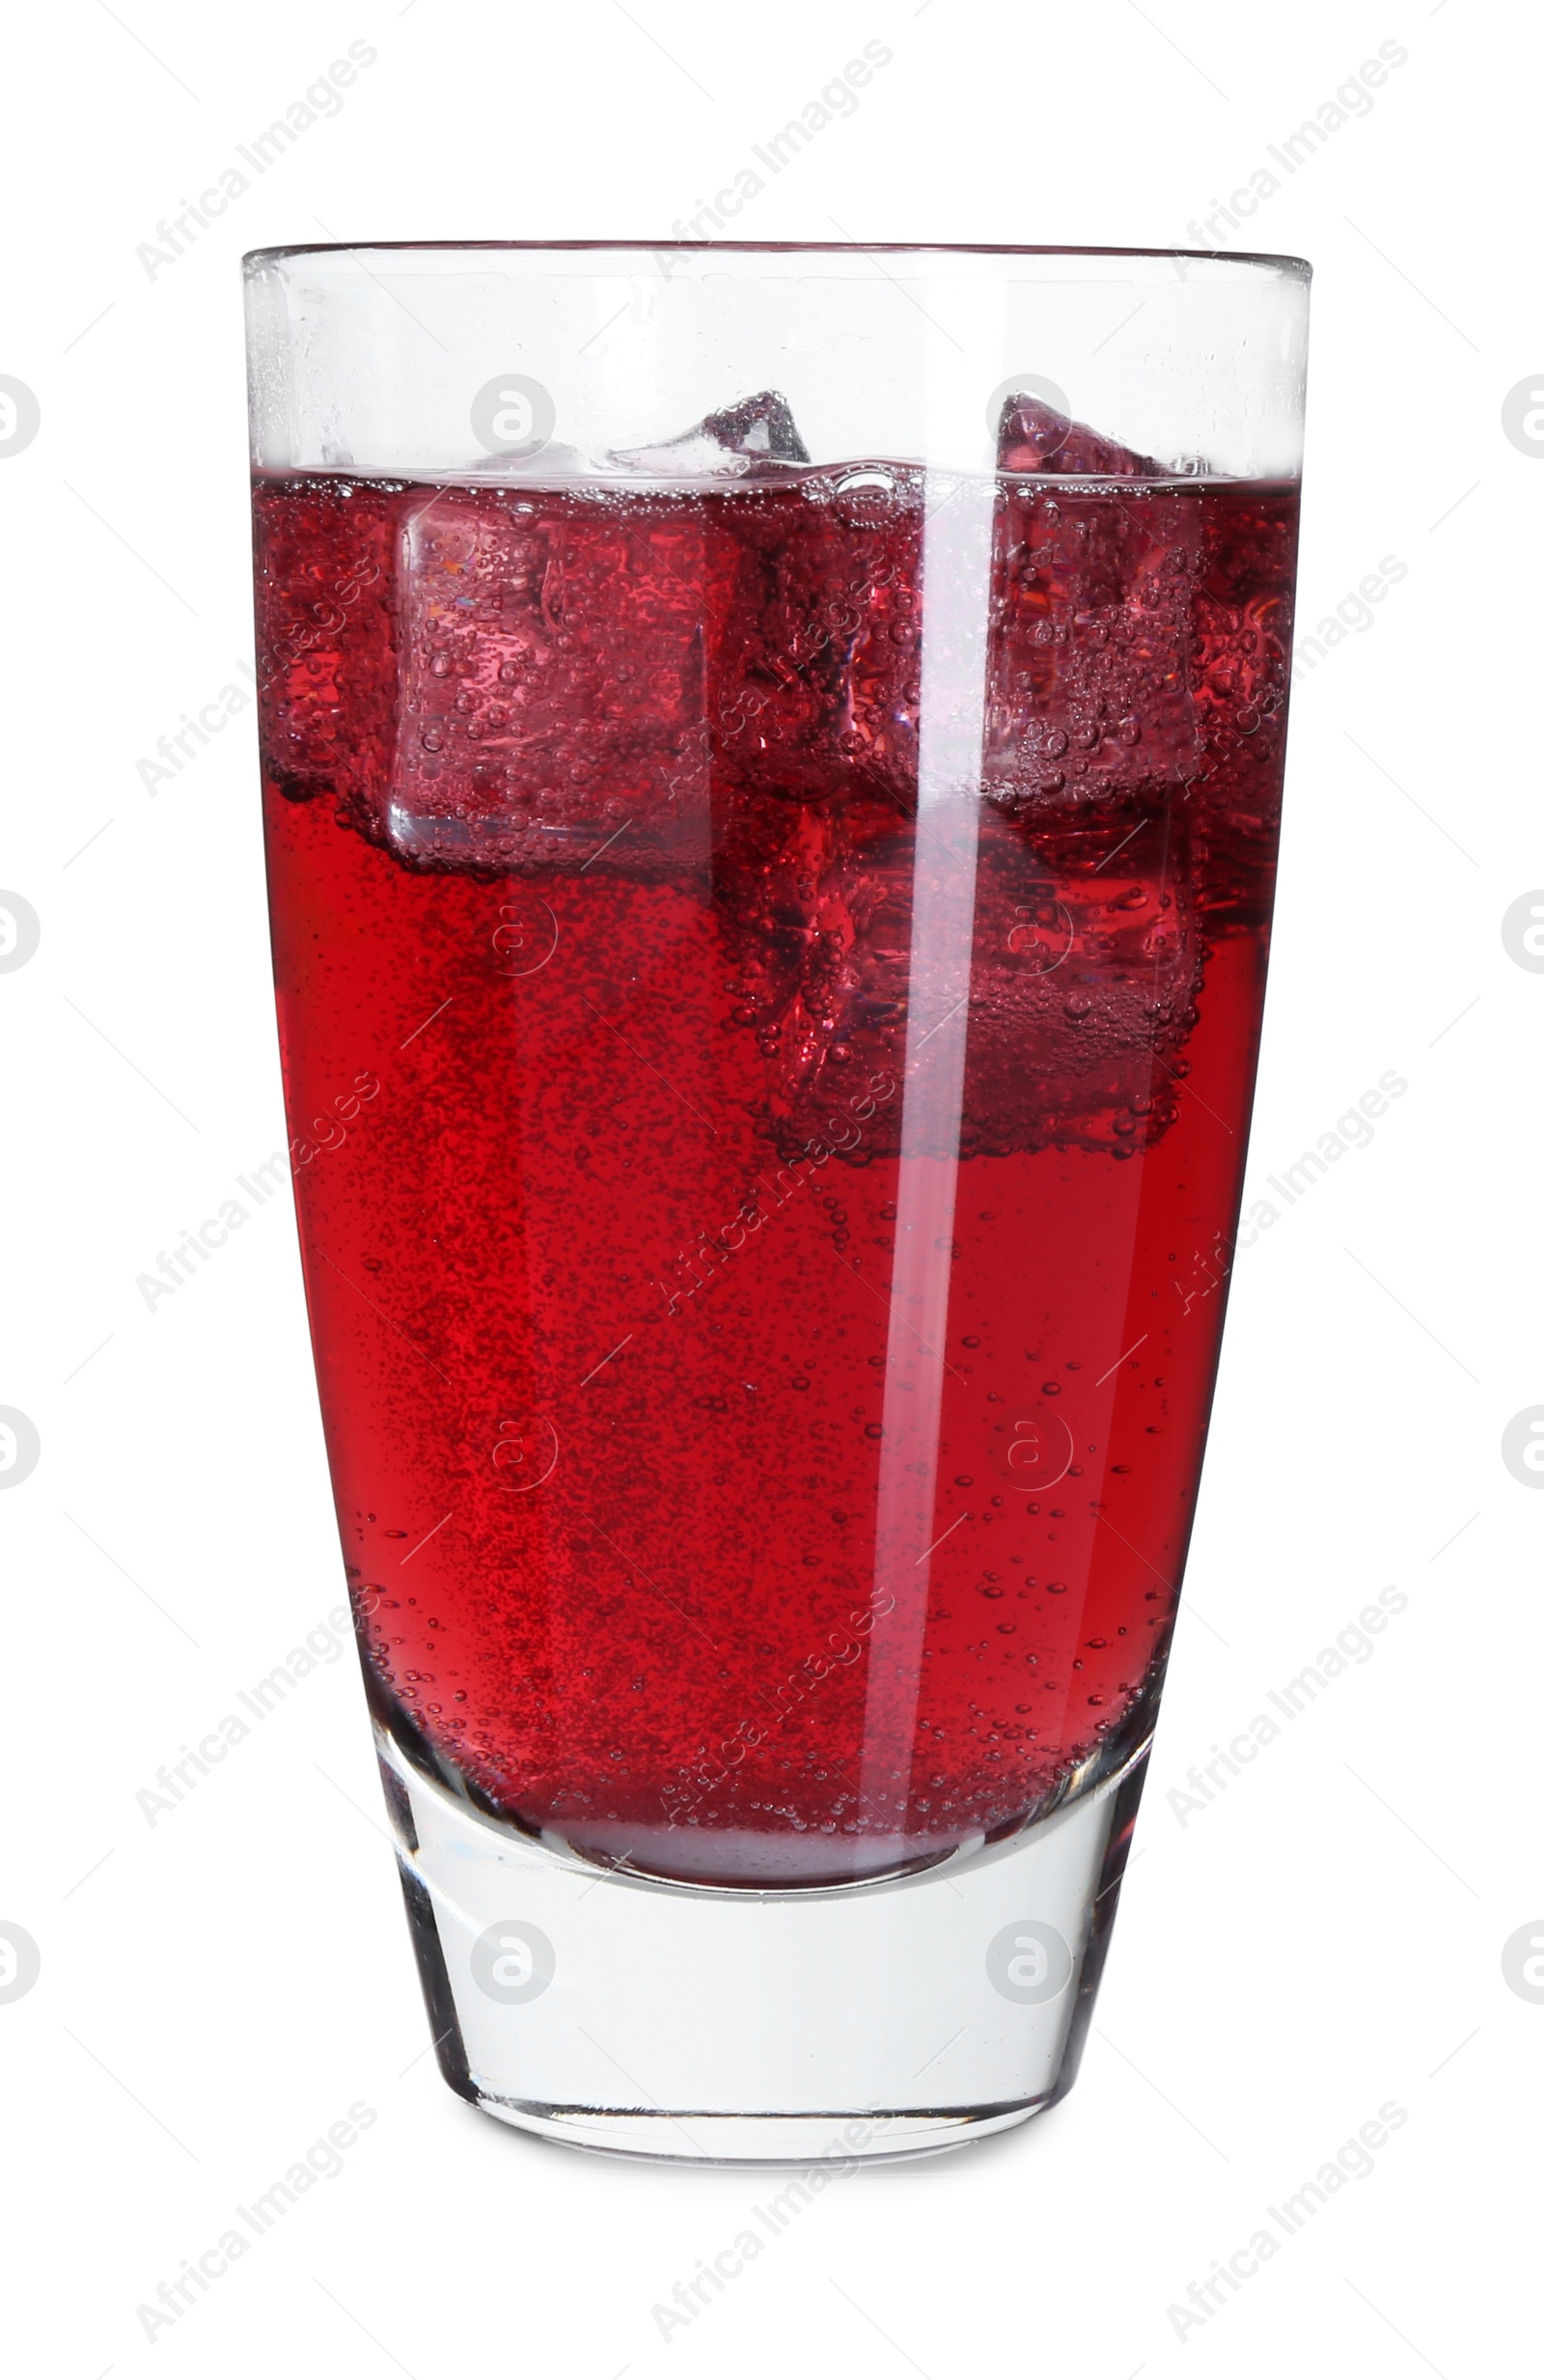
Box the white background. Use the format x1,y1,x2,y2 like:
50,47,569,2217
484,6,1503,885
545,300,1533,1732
1,3,1536,2373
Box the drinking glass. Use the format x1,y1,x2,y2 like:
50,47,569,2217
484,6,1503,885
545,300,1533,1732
245,240,1309,2161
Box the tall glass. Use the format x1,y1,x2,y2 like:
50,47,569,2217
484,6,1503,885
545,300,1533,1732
245,242,1309,2161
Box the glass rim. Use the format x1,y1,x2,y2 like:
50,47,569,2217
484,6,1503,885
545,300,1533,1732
243,238,1311,279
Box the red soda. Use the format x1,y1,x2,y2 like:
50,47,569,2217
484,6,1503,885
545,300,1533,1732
255,432,1297,1887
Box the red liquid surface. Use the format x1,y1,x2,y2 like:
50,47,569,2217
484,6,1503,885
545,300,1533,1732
256,458,1297,1885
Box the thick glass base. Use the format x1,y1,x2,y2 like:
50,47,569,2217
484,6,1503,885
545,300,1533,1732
381,1735,1148,2165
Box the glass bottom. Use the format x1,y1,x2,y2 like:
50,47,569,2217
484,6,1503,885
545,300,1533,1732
381,1733,1149,2166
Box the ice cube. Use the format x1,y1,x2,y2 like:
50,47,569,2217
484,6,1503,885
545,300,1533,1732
252,474,400,822
716,797,1202,1163
386,394,919,871
455,391,811,487
388,484,712,874
708,463,923,810
995,392,1162,478
960,803,1202,1157
986,397,1202,814
609,389,811,479
713,792,912,1156
1184,484,1299,927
